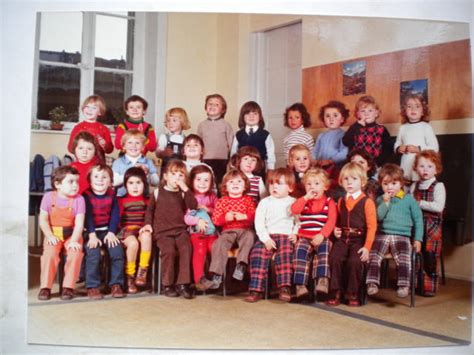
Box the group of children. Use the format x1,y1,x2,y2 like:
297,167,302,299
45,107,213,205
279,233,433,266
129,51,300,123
37,91,446,307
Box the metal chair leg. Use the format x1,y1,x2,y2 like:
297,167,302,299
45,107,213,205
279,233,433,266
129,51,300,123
440,250,446,285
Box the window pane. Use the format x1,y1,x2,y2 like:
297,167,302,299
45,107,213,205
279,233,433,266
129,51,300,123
39,12,82,64
94,71,132,125
37,64,80,122
95,15,134,70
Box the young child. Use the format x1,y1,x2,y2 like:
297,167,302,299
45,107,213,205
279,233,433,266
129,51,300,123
366,164,423,298
234,146,267,202
114,95,157,154
291,168,337,298
117,167,152,294
287,144,312,198
182,134,213,173
312,100,349,168
156,107,191,168
327,162,377,307
196,169,256,291
184,165,219,284
348,148,380,201
342,95,392,167
112,130,159,197
68,95,113,161
410,150,446,296
394,94,439,182
231,101,276,171
282,103,314,161
37,166,85,301
197,94,234,188
245,168,297,302
141,160,197,298
69,131,100,194
83,164,126,299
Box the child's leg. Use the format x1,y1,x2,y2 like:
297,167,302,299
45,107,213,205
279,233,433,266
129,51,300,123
248,241,273,293
328,239,348,293
235,229,256,265
138,230,152,269
104,234,125,288
123,235,139,277
422,222,443,295
273,234,293,289
345,239,365,294
85,241,102,289
293,238,313,286
40,240,63,289
366,235,391,286
156,235,177,287
174,230,193,285
208,230,238,275
191,234,207,283
313,238,331,279
390,235,412,288
62,238,84,289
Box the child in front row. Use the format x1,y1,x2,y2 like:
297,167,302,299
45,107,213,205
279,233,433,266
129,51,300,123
327,162,377,307
142,160,197,298
38,166,85,301
291,168,337,298
83,164,126,299
245,168,297,303
366,164,423,298
287,144,312,198
197,169,257,291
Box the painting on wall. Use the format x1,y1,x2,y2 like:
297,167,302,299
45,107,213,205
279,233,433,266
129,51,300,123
343,60,366,96
400,79,428,105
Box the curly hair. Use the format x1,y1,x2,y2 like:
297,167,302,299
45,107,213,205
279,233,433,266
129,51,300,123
318,100,350,125
413,149,442,175
284,103,311,128
400,93,430,124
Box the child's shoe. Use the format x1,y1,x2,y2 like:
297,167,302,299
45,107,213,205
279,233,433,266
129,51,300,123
210,274,223,289
176,284,194,299
196,275,220,291
244,291,263,303
87,287,104,300
135,267,148,287
278,286,292,302
367,283,379,296
315,277,329,294
127,276,138,294
296,285,309,298
396,286,409,298
111,284,126,298
233,262,247,281
347,293,360,307
164,286,179,297
60,287,74,300
38,288,51,301
326,290,341,306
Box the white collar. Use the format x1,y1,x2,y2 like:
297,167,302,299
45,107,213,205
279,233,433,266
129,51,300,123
346,190,362,200
418,177,436,189
245,125,259,134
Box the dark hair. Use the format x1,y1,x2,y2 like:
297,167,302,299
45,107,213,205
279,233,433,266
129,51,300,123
347,148,376,177
52,166,79,190
378,163,405,185
220,169,250,196
183,134,205,158
400,93,430,124
123,167,150,198
71,131,99,159
124,95,148,111
284,103,311,128
318,100,350,124
238,101,264,129
234,146,263,174
87,163,113,183
205,94,227,118
189,164,215,195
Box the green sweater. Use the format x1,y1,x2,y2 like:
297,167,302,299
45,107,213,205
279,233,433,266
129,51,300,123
376,193,424,242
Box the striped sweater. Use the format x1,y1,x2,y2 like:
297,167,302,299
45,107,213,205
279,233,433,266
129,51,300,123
118,195,148,231
291,194,337,238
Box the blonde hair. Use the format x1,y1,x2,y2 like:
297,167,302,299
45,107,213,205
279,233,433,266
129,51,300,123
120,129,146,149
339,162,368,187
161,160,188,187
81,95,106,116
302,168,330,188
288,144,311,166
165,107,191,131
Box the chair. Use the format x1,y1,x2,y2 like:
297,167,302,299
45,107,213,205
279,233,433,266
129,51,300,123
151,243,161,294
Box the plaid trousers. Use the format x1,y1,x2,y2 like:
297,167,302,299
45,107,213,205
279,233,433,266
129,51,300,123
366,234,412,287
293,237,330,286
248,234,293,292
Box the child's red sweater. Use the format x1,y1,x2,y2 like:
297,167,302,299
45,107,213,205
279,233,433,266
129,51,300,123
212,195,256,230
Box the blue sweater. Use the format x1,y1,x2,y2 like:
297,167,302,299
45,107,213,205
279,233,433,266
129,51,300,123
312,128,348,164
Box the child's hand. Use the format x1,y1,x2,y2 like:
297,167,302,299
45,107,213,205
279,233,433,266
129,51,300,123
225,212,235,222
413,241,422,254
45,234,59,246
318,159,333,168
263,238,277,251
334,227,342,239
104,232,120,248
87,234,102,249
406,145,420,153
234,212,247,221
357,117,366,126
135,163,149,174
140,224,153,234
310,233,324,247
67,240,82,252
358,247,369,262
304,190,317,200
288,234,298,243
163,147,174,157
397,145,407,154
197,219,208,233
176,180,189,192
97,135,106,148
382,192,392,203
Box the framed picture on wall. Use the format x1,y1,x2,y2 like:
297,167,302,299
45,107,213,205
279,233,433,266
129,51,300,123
342,60,366,96
400,78,428,105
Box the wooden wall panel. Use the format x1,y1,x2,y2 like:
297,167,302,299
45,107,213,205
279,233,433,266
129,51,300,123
303,39,472,128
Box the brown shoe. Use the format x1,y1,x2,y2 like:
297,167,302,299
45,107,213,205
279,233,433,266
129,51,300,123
127,276,138,294
296,285,309,298
87,287,103,300
111,284,126,298
38,288,51,301
315,277,329,294
244,291,263,303
60,287,74,300
135,267,148,287
278,286,292,302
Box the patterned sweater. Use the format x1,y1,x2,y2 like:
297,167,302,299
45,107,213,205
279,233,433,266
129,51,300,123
114,119,157,154
83,188,120,234
291,194,337,238
212,195,256,231
118,194,148,230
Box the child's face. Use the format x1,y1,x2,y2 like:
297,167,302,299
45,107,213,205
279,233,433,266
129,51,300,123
206,98,224,119
350,154,370,174
55,174,80,198
166,114,182,133
244,110,260,126
164,169,186,190
193,172,212,194
126,176,144,197
269,176,291,199
287,110,303,130
183,139,203,160
357,104,379,125
75,139,96,164
323,107,345,129
416,156,437,181
290,151,311,173
381,176,402,197
126,101,146,121
226,176,245,198
405,98,423,123
305,176,327,199
341,174,362,195
240,155,257,174
82,103,101,122
124,137,144,158
89,168,111,195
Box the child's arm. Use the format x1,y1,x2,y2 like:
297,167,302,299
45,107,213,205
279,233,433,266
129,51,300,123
114,124,125,151
225,122,234,152
362,198,377,252
423,123,439,151
376,195,391,221
329,130,349,164
146,159,160,187
254,199,276,250
394,126,405,153
416,182,446,213
378,126,393,164
68,213,85,251
230,135,239,157
112,159,124,187
144,126,158,153
67,125,80,154
141,190,156,234
181,187,198,211
98,124,114,154
39,210,59,246
312,135,322,160
265,134,276,170
258,177,268,200
319,198,337,238
290,196,308,215
341,122,359,149
211,199,227,227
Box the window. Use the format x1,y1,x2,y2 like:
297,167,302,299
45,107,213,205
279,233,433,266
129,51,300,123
34,12,135,128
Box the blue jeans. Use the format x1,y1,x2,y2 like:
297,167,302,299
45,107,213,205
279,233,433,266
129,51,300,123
85,230,125,288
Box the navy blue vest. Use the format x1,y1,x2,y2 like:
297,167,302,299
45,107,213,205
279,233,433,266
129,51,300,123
235,129,269,161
